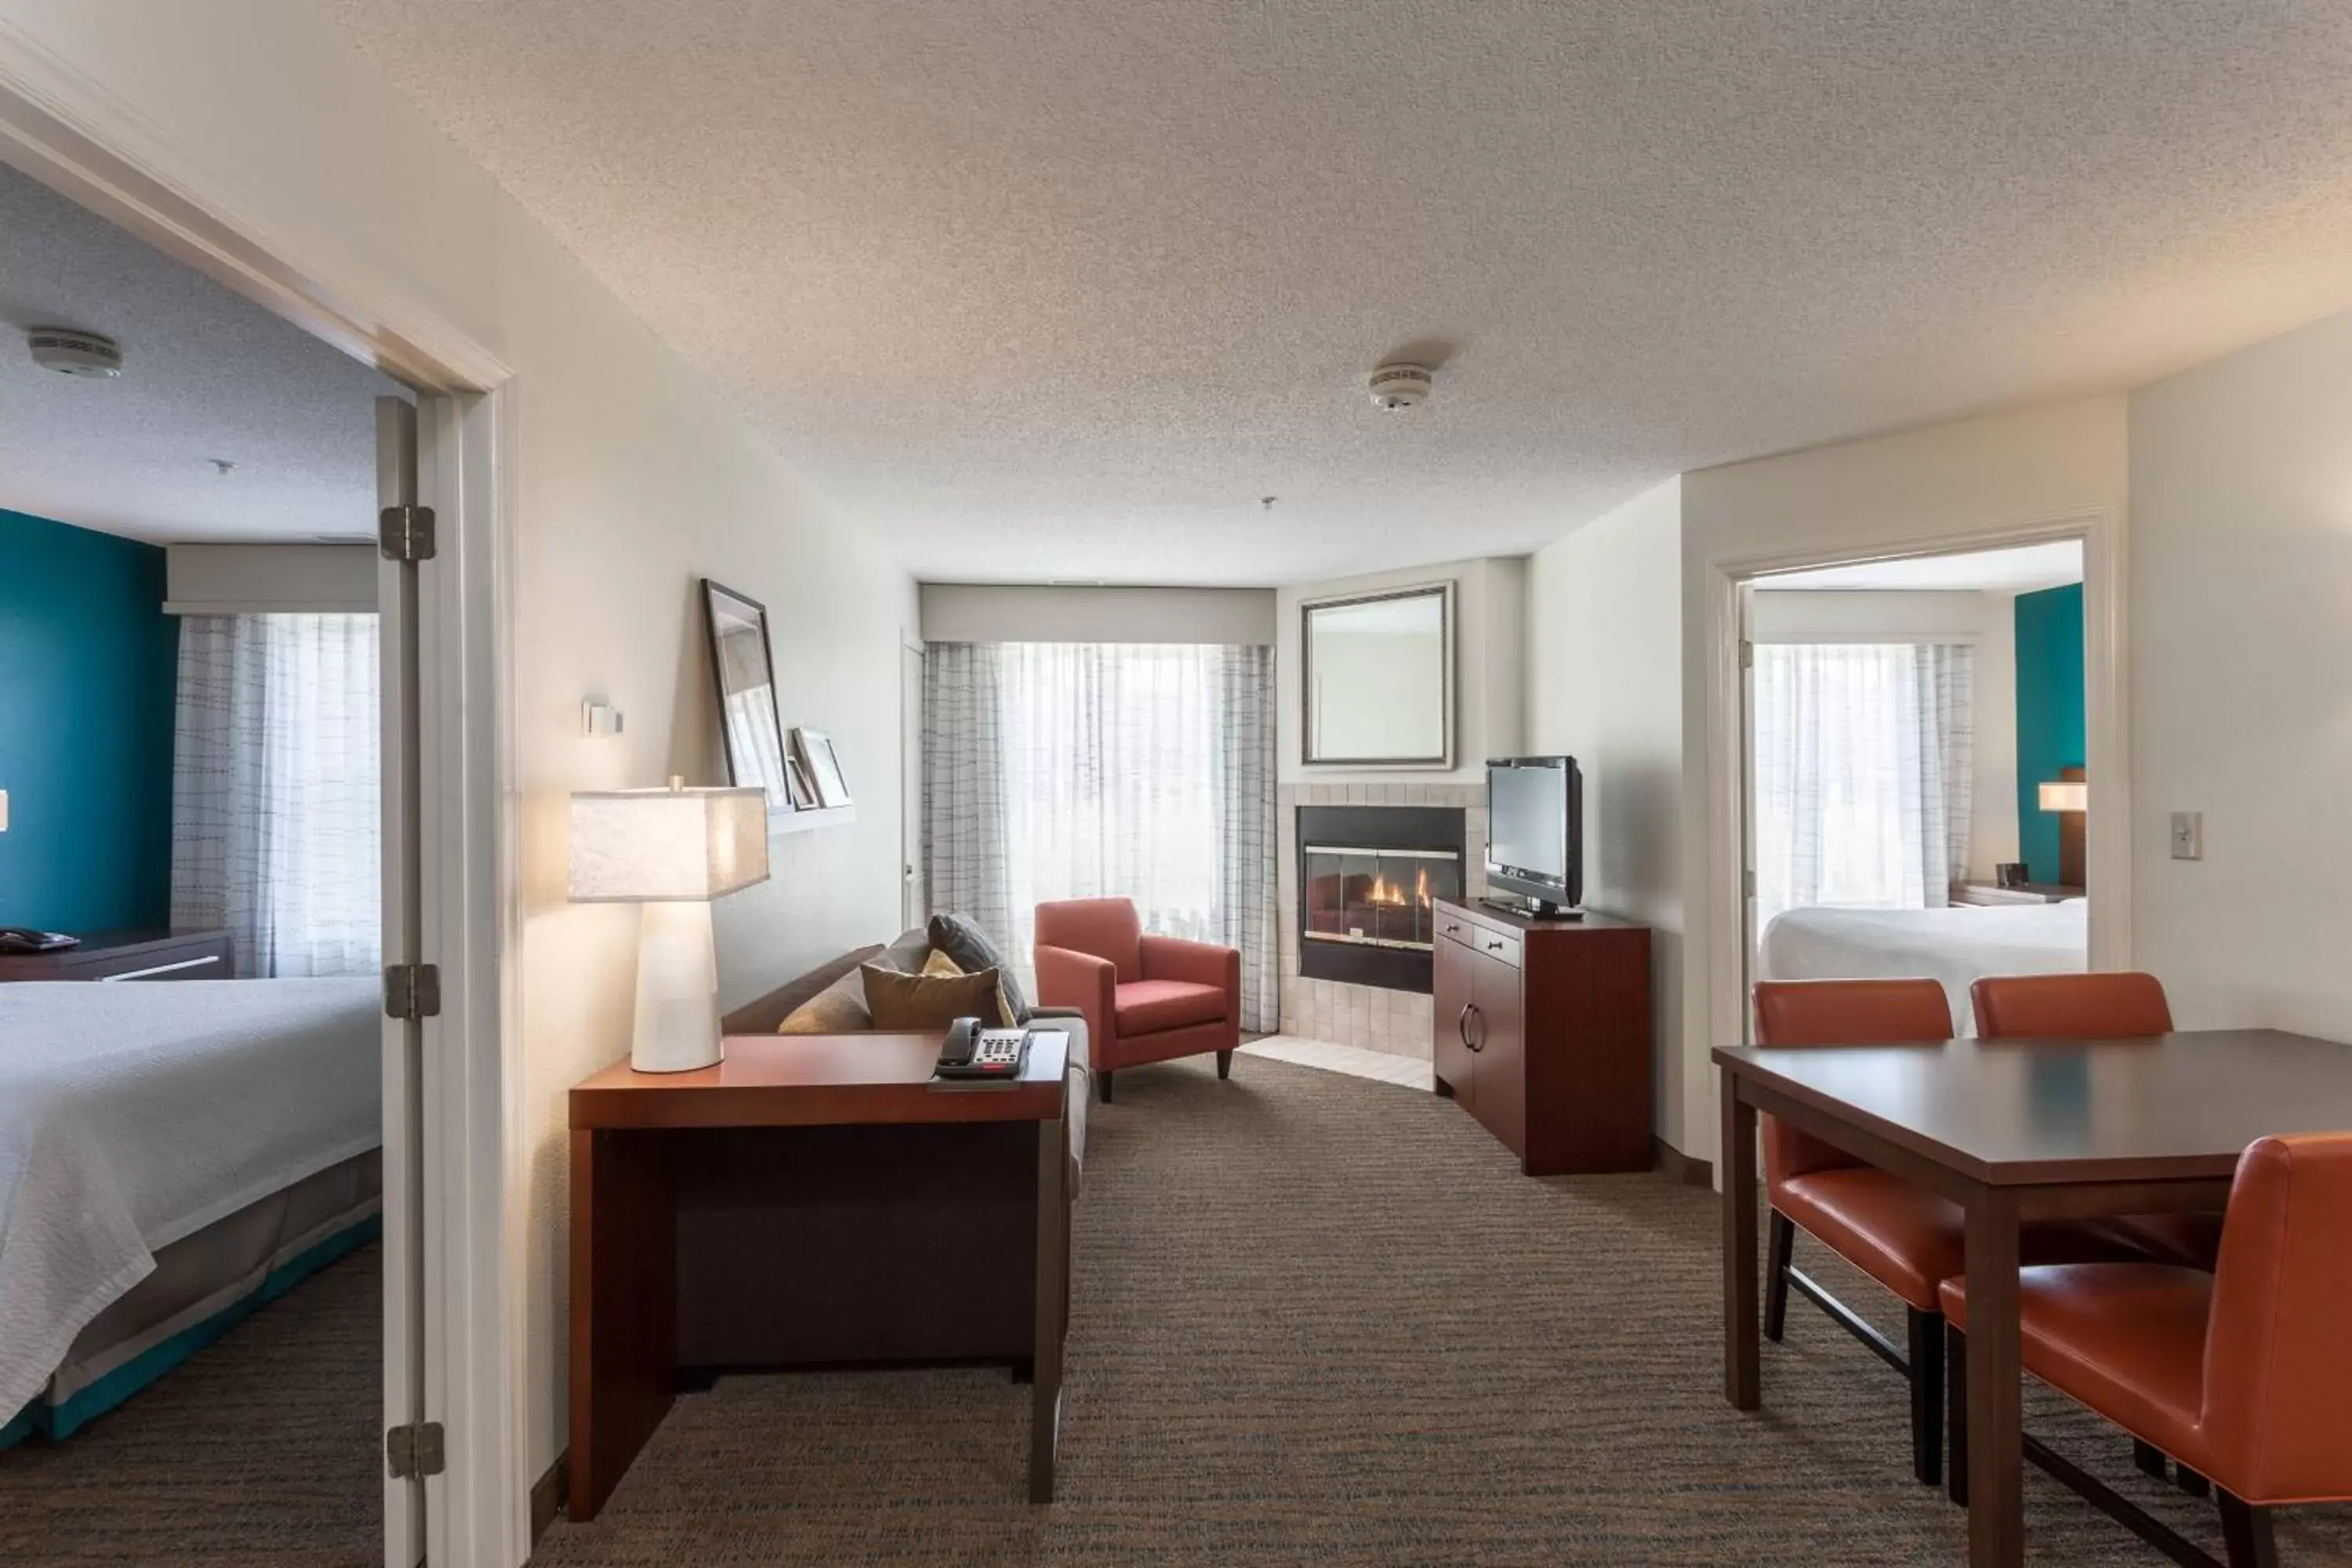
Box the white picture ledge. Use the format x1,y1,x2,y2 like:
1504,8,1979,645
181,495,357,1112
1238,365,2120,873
775,804,857,835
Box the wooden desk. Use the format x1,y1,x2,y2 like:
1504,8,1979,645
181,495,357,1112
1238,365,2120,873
1714,1029,2352,1568
568,1030,1073,1519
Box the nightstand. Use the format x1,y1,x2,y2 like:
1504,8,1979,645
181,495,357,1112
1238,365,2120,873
1951,882,2083,907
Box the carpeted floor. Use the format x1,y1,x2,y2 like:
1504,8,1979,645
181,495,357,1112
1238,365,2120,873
5,1057,2348,1564
0,1241,383,1566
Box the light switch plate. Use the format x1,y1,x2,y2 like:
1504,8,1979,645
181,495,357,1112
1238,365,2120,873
2169,811,2203,861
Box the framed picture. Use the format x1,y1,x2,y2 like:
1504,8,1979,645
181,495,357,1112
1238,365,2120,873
792,727,853,808
701,579,796,825
783,756,818,811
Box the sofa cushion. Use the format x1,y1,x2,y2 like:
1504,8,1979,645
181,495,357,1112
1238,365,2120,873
927,912,1031,1022
1114,978,1228,1036
862,962,1004,1031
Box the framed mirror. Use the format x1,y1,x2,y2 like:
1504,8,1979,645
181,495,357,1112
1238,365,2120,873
702,579,796,824
1302,581,1454,767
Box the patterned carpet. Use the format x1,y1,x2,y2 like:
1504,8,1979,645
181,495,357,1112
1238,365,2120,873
5,1058,2348,1564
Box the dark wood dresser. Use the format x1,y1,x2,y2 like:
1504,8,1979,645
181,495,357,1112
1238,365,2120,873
1431,898,1652,1175
0,928,234,982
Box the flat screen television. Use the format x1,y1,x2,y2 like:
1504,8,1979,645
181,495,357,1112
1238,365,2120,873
1485,757,1581,914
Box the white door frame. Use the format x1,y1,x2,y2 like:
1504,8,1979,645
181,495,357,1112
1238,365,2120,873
0,58,528,1568
1700,507,2130,1063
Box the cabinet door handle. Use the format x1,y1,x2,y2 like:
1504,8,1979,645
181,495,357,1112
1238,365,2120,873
1457,1002,1474,1048
1465,1004,1485,1051
1484,938,1504,952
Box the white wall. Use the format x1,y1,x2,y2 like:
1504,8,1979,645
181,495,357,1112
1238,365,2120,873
1276,556,1526,784
919,583,1274,644
1748,587,2023,883
1524,478,1686,1149
1671,397,2129,1163
165,543,378,612
0,0,919,1490
2129,310,2352,1044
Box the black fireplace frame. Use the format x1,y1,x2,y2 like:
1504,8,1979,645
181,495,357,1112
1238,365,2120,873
1296,804,1467,995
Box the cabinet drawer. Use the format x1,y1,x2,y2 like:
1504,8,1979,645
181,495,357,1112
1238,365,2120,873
1467,927,1520,969
1436,912,1476,949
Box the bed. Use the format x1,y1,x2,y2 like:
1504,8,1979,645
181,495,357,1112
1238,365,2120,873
1756,899,2089,1036
0,977,383,1446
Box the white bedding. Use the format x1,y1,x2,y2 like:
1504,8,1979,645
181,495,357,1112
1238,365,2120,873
1757,900,2089,1036
0,978,381,1419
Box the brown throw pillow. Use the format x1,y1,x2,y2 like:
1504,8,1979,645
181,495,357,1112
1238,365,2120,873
775,985,872,1035
861,962,1004,1031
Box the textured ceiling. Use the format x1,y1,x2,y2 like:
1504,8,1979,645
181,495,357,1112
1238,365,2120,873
316,0,2352,585
0,162,397,545
1768,540,2083,593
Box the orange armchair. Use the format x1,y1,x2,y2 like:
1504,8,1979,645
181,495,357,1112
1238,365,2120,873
1033,897,1239,1103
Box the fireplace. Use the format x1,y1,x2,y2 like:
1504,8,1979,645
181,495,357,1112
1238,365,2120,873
1295,805,1466,993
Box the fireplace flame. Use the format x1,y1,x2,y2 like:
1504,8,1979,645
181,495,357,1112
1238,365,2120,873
1416,866,1430,907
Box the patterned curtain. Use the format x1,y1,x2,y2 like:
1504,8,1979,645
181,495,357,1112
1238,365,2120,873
170,614,382,978
923,641,1278,1030
1751,641,1974,925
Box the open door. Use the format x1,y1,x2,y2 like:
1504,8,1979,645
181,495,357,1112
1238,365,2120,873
376,395,430,1566
902,642,927,930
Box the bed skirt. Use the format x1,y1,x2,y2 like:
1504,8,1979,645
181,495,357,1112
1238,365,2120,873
2,1149,380,1448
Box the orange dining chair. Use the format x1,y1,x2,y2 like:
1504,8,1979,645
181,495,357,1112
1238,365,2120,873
1753,978,2144,1490
1943,1133,2352,1567
1971,973,2223,1273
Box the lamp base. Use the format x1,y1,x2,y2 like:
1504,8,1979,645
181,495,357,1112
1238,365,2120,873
630,900,722,1073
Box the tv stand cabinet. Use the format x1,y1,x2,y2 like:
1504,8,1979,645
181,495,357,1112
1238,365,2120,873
1431,898,1652,1175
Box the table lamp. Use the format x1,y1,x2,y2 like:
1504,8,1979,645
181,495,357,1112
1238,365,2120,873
2037,779,2089,814
569,779,769,1073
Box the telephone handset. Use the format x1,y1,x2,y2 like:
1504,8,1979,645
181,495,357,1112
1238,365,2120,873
934,1015,1029,1081
0,927,78,955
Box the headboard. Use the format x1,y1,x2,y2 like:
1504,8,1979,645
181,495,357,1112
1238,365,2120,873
719,944,884,1035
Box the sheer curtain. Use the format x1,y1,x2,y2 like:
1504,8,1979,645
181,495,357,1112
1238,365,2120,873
171,614,382,978
924,641,1277,1030
1751,641,1974,926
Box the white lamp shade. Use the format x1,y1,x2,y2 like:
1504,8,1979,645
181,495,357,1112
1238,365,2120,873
568,786,769,902
2037,780,2089,814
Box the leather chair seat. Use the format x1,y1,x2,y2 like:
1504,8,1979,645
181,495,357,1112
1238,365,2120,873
2103,1213,2224,1271
1940,1263,2213,1471
1113,978,1228,1036
1778,1169,2139,1313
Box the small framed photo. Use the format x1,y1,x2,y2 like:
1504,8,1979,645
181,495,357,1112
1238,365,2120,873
792,727,853,808
782,757,818,811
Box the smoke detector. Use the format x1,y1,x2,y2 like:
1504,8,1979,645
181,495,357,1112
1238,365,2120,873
28,327,124,378
1367,361,1432,412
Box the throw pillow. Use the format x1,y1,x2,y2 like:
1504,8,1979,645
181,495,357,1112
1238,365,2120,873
861,962,1004,1032
927,913,1031,1022
775,985,872,1034
920,948,964,978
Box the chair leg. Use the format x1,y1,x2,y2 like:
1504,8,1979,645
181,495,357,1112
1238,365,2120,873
1907,1307,1943,1488
2133,1439,2168,1481
1098,1070,1114,1104
1216,1048,1233,1080
1946,1323,1969,1508
1762,1210,1795,1342
2217,1491,2279,1568
2176,1464,2211,1499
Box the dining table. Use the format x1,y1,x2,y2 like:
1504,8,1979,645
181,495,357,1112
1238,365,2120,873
1714,1026,2352,1568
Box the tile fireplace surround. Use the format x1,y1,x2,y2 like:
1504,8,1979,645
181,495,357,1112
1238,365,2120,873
1277,782,1488,1061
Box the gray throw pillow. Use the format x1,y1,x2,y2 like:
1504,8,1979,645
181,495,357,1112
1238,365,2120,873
927,912,1031,1022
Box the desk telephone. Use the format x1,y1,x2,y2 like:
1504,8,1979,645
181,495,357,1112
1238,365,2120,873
0,927,79,955
935,1016,1030,1081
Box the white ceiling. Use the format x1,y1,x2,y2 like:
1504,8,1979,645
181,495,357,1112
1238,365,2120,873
1765,540,2084,593
0,162,400,545
315,1,2352,586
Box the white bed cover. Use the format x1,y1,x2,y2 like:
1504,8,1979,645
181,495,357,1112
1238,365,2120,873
1756,900,2089,1036
0,977,381,1419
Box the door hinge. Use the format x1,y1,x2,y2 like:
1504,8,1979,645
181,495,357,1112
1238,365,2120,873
384,963,442,1019
379,504,437,562
386,1421,445,1479
1743,867,1758,899
1739,638,1754,670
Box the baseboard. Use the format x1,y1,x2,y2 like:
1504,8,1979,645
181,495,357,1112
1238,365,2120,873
531,1451,568,1544
1653,1138,1713,1189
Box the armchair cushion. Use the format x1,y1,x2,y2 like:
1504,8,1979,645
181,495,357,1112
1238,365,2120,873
1114,978,1228,1036
1140,933,1240,993
1034,898,1144,982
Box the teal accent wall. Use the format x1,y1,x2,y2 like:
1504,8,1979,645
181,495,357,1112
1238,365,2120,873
0,510,178,931
2013,582,2085,885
